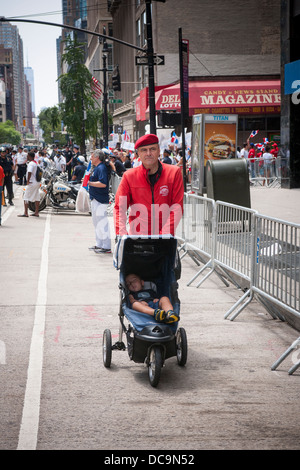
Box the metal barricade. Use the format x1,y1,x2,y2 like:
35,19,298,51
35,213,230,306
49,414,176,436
248,157,279,187
254,215,300,315
271,336,300,375
254,215,300,374
177,194,220,286
180,192,300,374
214,202,258,318
110,172,122,195
108,172,122,215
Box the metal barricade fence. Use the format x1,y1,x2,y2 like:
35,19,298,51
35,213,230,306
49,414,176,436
177,194,226,287
179,193,215,257
110,172,122,195
255,215,300,314
225,214,300,321
180,194,300,374
247,157,280,187
210,202,257,316
108,172,122,215
254,215,300,374
215,201,257,285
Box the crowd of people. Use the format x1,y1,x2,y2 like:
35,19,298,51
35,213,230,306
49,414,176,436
0,143,90,222
105,142,191,183
0,143,88,206
236,139,279,184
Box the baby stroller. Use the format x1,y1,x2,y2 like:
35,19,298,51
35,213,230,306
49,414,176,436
102,235,188,387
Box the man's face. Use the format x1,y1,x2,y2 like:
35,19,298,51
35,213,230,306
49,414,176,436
137,143,160,172
0,152,5,158
90,153,99,166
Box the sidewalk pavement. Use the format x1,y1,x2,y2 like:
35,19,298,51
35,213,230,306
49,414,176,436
250,186,300,224
0,183,299,449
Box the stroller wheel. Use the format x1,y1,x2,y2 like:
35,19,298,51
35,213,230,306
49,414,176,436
103,329,112,368
176,327,188,366
148,346,163,387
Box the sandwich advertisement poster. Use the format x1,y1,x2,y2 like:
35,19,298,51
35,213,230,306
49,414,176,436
204,121,237,162
191,114,238,193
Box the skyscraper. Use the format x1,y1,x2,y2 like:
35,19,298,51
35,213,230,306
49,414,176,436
24,66,35,115
0,22,25,129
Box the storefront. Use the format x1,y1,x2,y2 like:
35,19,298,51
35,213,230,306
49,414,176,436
136,79,281,145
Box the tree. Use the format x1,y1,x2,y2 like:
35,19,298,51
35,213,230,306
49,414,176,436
0,120,21,145
38,106,65,146
59,35,104,153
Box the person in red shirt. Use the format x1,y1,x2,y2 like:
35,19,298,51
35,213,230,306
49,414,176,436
270,142,279,178
0,164,5,226
248,143,256,179
271,143,279,159
114,134,184,237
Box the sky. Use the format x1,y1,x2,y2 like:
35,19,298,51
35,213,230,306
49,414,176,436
1,1,63,116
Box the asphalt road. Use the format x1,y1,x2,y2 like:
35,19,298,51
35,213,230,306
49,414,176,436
0,185,299,451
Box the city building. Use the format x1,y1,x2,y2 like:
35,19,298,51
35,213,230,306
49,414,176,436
104,0,281,146
0,45,14,123
24,66,35,115
59,0,89,80
0,22,25,130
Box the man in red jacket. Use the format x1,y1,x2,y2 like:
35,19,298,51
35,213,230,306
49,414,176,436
114,134,184,237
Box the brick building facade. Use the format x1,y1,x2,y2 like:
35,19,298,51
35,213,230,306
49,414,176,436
96,0,281,146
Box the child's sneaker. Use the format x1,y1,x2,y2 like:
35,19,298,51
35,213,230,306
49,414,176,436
154,309,166,322
164,310,179,324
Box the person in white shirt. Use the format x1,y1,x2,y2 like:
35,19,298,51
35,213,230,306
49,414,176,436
262,145,273,186
37,150,45,166
54,151,66,173
16,146,28,185
18,151,40,217
240,142,249,159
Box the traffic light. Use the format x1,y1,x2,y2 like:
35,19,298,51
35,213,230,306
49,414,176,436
112,66,121,92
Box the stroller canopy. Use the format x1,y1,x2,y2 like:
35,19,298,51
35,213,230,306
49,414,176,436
113,235,180,281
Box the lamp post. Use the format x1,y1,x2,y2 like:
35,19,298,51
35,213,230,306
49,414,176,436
94,28,109,148
145,0,156,135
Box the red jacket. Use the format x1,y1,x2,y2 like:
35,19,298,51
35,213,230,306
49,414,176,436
114,162,184,236
0,165,4,185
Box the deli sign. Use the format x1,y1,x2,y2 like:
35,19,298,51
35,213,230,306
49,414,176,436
155,80,281,113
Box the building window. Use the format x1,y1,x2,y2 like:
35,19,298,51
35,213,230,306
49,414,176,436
245,117,266,131
267,116,280,130
136,18,141,47
141,11,146,47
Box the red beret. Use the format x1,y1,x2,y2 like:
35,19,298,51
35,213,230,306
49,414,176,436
134,134,159,150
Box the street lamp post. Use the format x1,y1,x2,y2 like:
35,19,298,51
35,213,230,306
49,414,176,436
102,53,108,148
94,28,109,148
145,0,156,135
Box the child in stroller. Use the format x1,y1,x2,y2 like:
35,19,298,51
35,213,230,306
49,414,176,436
125,273,179,324
102,236,187,387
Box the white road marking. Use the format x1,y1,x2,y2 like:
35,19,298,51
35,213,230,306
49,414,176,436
17,213,51,450
1,205,15,223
